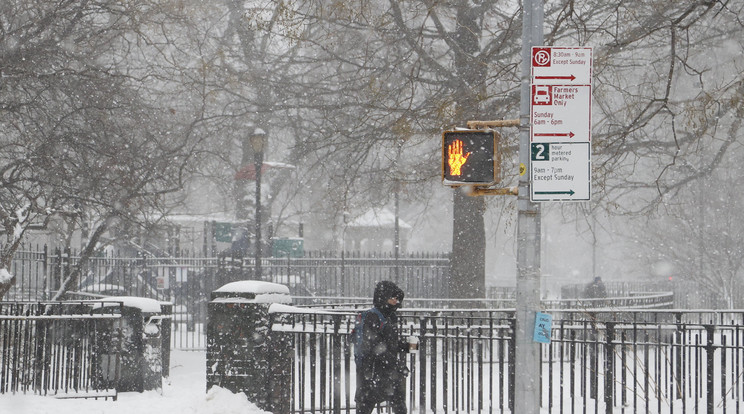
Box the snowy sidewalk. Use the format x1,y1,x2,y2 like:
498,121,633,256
0,350,267,414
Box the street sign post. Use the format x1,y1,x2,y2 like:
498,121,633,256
530,46,592,202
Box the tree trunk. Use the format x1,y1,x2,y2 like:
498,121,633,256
450,2,487,299
52,216,113,301
0,228,24,299
0,254,15,299
450,190,486,298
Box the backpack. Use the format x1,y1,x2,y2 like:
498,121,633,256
351,307,386,363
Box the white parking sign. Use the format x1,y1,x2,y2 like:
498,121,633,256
530,46,592,202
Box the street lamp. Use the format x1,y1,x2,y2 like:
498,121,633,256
250,128,267,280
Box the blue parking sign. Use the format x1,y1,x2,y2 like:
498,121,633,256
533,312,552,343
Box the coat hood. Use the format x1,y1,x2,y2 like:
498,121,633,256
373,281,405,312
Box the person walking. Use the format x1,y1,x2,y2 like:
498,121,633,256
355,281,409,414
584,276,607,299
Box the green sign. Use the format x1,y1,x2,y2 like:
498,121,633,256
214,222,233,243
272,238,304,258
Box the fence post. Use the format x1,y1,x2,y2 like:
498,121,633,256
675,312,684,401
42,244,49,300
341,250,345,294
52,247,61,293
508,316,516,412
267,312,293,414
64,246,71,290
286,254,291,284
206,294,291,412
604,322,615,414
160,303,172,378
419,317,427,414
332,315,343,414
33,305,46,392
705,324,715,414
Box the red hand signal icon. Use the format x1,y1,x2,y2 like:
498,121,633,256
447,139,470,176
441,130,499,186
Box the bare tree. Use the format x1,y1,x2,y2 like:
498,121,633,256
4,0,743,300
260,0,521,296
636,165,744,308
278,0,744,296
0,0,204,298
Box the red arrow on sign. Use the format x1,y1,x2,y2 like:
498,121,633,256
533,132,575,138
534,75,577,81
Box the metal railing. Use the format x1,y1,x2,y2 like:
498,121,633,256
291,291,675,310
0,301,122,398
4,246,450,350
544,291,675,309
561,280,733,309
268,306,744,414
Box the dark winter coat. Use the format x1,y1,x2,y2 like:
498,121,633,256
355,281,409,405
584,277,607,299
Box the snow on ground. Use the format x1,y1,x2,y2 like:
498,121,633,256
0,350,267,414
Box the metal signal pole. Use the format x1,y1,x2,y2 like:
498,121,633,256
515,1,543,413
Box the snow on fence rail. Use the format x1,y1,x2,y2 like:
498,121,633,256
544,291,675,309
267,306,744,414
291,291,675,310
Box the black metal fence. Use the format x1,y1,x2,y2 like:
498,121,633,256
269,306,515,414
291,291,675,310
4,246,450,349
267,306,744,414
0,301,122,398
561,280,733,309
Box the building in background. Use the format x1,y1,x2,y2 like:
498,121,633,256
344,208,411,253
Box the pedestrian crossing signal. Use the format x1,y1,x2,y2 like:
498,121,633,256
442,130,500,185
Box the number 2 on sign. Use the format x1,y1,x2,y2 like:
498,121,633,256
531,143,550,161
